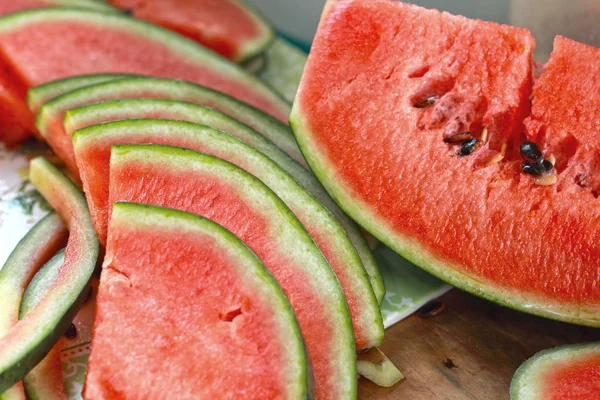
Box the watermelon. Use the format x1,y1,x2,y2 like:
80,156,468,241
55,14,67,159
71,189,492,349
258,38,308,103
19,251,67,400
85,203,310,399
35,77,385,303
511,343,600,400
0,0,113,15
0,8,289,146
290,0,600,324
107,0,274,63
108,145,356,399
357,347,404,388
72,118,382,349
0,214,67,400
0,158,98,391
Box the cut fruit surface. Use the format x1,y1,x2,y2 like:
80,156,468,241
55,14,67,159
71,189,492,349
107,0,274,63
108,145,356,399
291,0,600,324
0,158,98,392
38,77,383,302
85,203,309,399
73,118,382,349
0,0,114,15
35,75,301,173
0,214,66,400
511,343,600,400
19,251,67,400
0,8,289,145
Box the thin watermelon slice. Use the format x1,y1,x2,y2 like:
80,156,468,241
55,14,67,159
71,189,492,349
357,347,404,388
85,203,310,399
291,0,600,324
19,251,67,400
35,76,384,303
0,158,98,391
108,145,356,399
0,214,67,400
27,74,135,116
0,8,289,146
73,118,382,349
0,0,114,15
64,96,383,305
258,38,308,103
511,343,600,400
107,0,274,63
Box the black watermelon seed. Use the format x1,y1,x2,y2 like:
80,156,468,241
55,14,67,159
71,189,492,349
444,132,473,143
64,323,77,339
522,161,546,175
458,138,480,157
413,95,437,108
418,301,446,318
542,159,554,173
520,142,543,163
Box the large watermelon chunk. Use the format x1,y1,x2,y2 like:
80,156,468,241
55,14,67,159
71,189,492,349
85,203,310,399
109,145,356,399
0,8,289,145
72,117,382,350
291,0,600,325
511,343,600,400
107,0,274,63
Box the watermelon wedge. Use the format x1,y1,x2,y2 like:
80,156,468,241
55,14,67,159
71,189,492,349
36,77,385,302
291,0,600,325
65,97,384,304
19,251,67,400
0,8,289,146
85,203,310,399
357,348,404,388
0,0,113,15
107,0,274,63
73,118,382,349
0,214,66,400
0,158,98,391
108,145,356,399
511,343,600,400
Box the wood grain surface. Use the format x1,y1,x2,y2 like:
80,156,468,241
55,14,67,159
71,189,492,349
359,290,600,399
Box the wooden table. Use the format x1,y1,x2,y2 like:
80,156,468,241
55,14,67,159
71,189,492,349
358,290,600,399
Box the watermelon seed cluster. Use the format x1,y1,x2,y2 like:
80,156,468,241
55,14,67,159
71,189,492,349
520,142,557,185
443,131,484,157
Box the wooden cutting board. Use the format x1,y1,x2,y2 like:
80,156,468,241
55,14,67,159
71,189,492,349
358,289,599,399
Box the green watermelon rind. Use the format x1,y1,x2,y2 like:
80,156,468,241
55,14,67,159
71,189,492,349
0,158,99,392
109,202,312,399
19,250,67,400
26,73,136,115
231,0,276,64
36,75,384,303
72,117,383,348
0,8,290,117
290,107,600,328
110,144,356,398
510,342,600,400
45,0,116,12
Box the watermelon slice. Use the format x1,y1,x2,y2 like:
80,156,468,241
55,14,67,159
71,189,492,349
291,0,600,324
357,347,404,388
108,145,356,399
0,0,113,15
107,0,274,63
258,38,308,103
65,97,383,305
0,158,98,391
0,8,289,146
85,203,310,399
73,118,382,349
0,214,67,400
19,251,67,400
511,343,600,400
36,77,385,303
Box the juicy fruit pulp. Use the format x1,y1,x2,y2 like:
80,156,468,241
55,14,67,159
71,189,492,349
0,158,98,392
291,0,599,324
0,8,289,145
109,145,356,399
108,0,274,62
72,118,382,349
511,343,600,400
85,203,309,399
33,75,384,303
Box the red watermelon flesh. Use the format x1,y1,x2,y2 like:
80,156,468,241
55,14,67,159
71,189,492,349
108,145,356,400
544,355,600,400
85,203,309,399
108,0,274,62
0,8,289,145
291,0,600,324
0,62,34,146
